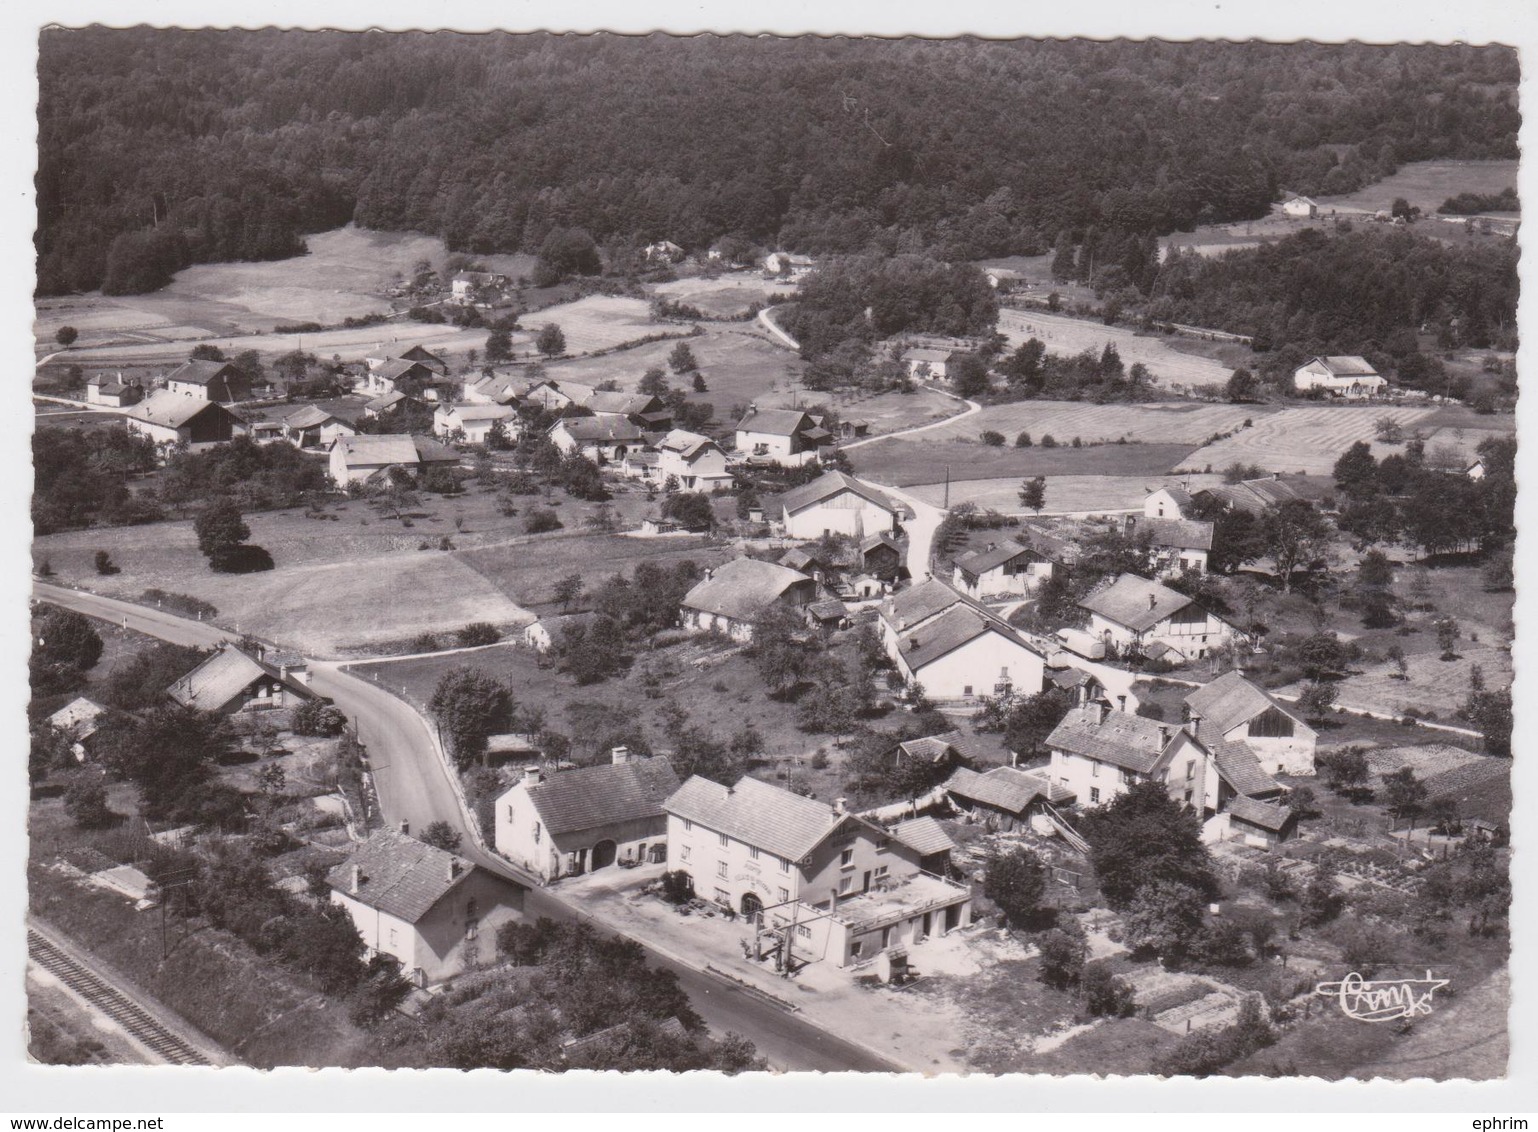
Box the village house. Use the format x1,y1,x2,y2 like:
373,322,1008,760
361,390,414,420
524,380,597,413
328,433,460,486
494,750,680,882
1191,475,1306,516
48,696,111,762
643,240,685,263
85,373,144,408
1281,195,1319,219
1125,515,1215,577
878,579,1049,702
123,391,248,450
165,642,318,715
1045,699,1284,818
1079,573,1238,663
1466,457,1487,481
655,429,734,491
365,358,452,401
902,347,955,382
893,729,981,780
763,251,816,279
434,402,518,446
1143,485,1196,520
983,267,1026,292
1221,795,1300,848
951,527,1074,599
1183,669,1317,777
585,391,672,430
774,471,903,540
663,775,972,968
280,404,356,450
548,415,645,464
367,344,450,376
942,765,1076,831
679,558,817,642
450,271,507,304
163,360,252,404
1293,355,1388,399
328,829,514,987
462,374,524,406
734,407,832,467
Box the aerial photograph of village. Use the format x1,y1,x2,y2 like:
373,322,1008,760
24,28,1517,1083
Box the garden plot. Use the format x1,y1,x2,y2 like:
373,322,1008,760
651,273,776,318
996,309,1235,392
1176,405,1438,476
1365,744,1486,779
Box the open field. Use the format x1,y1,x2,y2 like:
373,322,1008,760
996,309,1235,393
900,472,1230,515
532,293,683,356
1317,159,1519,219
1176,405,1439,476
900,399,1269,448
848,438,1198,489
651,272,777,318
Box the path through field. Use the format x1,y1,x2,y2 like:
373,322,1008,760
997,309,1234,392
1177,405,1437,475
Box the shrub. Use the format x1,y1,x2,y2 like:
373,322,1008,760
524,508,563,534
979,430,1006,447
1036,925,1087,990
1040,434,1058,448
660,869,695,905
64,776,113,828
1014,432,1032,448
93,550,118,576
209,544,275,574
142,590,218,619
1082,962,1136,1017
456,623,501,648
292,699,348,737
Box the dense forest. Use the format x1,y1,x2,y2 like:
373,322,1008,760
37,31,1519,295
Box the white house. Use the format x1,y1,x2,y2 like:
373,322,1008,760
1293,356,1387,399
450,271,507,304
878,579,1048,702
328,830,515,987
280,405,356,450
1183,669,1317,777
1466,458,1487,482
656,429,735,491
585,391,671,430
734,407,832,466
643,240,685,263
1126,516,1214,577
1281,195,1318,219
1045,700,1284,815
679,558,817,642
85,373,144,408
902,347,954,382
983,267,1026,292
663,775,972,968
163,360,251,403
951,529,1072,599
1143,486,1196,520
365,358,448,399
548,416,644,463
763,252,816,278
775,471,903,540
434,403,519,445
462,374,524,406
328,433,460,486
1079,573,1238,662
494,752,680,882
124,391,248,450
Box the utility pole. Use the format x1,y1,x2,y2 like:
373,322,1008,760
943,464,951,511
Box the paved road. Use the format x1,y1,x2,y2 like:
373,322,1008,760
33,582,901,1072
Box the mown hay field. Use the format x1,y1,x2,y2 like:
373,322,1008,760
651,272,777,318
996,309,1236,392
1176,405,1439,476
912,399,1267,447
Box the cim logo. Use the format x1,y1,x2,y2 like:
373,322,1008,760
1314,971,1449,1023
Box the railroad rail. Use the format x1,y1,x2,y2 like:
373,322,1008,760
27,928,212,1066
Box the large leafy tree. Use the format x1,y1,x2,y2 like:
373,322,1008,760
1261,499,1333,592
1079,780,1217,910
428,666,515,767
983,847,1050,929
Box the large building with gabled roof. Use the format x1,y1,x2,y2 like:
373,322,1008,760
123,391,248,449
1293,355,1387,399
734,407,832,466
663,774,972,967
878,578,1049,702
1079,573,1237,662
775,470,904,540
1183,669,1317,777
163,360,251,403
679,558,817,642
165,642,319,715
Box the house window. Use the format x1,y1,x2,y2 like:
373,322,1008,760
506,805,515,823
796,925,812,940
749,846,760,861
718,832,729,848
714,887,731,905
388,927,398,948
1183,789,1193,804
840,848,855,869
881,927,891,948
680,846,691,862
874,865,888,880
1090,787,1101,804
533,822,541,844
850,941,864,959
779,857,790,874
1091,760,1100,778
876,838,890,852
1186,760,1196,780
683,819,693,832
964,685,974,697
839,876,853,895
716,861,728,879
466,918,479,941
778,887,789,903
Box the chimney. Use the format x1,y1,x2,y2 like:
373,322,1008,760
986,542,997,552
279,664,290,682
1077,683,1089,706
349,865,361,895
1117,695,1127,713
1148,594,1157,611
1157,725,1170,747
1094,701,1109,726
833,797,847,816
398,819,410,835
447,858,462,882
523,765,542,786
830,886,838,916
611,745,630,766
1188,713,1202,738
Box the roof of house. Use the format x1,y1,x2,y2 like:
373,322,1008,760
1211,739,1282,797
903,347,955,364
1149,486,1196,513
1194,477,1305,514
806,598,849,623
412,435,460,464
1046,705,1172,774
165,360,241,387
166,644,315,710
1079,573,1196,633
327,829,473,923
895,605,1034,673
779,547,820,572
1226,795,1295,832
554,416,645,443
467,376,523,403
665,775,848,862
373,358,434,383
1285,195,1318,207
520,757,681,837
658,429,719,460
365,391,409,412
882,577,967,629
1019,524,1080,565
1184,670,1302,736
777,471,899,518
332,434,420,466
586,392,660,417
1305,355,1380,377
625,450,660,467
283,404,346,430
1130,516,1215,552
440,403,516,423
943,765,1069,813
954,538,1034,579
682,558,811,622
50,696,107,738
125,390,243,430
736,408,813,437
889,816,955,856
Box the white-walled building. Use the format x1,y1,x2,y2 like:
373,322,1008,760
776,471,903,540
1126,515,1214,577
950,529,1072,599
163,360,251,403
548,416,645,463
663,775,972,968
1143,486,1196,520
656,429,735,490
1293,356,1387,399
1281,195,1318,219
1183,669,1317,777
494,753,680,882
434,403,519,446
734,407,831,466
1079,573,1238,663
877,579,1048,702
328,433,460,486
123,392,247,450
679,558,817,642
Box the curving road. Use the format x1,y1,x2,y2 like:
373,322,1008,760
32,582,901,1072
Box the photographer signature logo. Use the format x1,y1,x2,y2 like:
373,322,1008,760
1314,971,1449,1023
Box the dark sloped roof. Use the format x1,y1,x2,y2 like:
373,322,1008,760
736,407,813,437
778,471,899,518
166,645,315,710
283,404,346,430
166,360,241,386
664,775,842,861
1079,573,1195,633
1046,705,1171,774
897,606,1002,672
882,578,966,629
806,598,849,622
334,434,419,465
1226,795,1295,832
943,765,1062,813
524,757,680,836
327,830,473,923
681,558,812,622
1211,739,1283,797
554,416,645,443
954,539,1032,579
126,391,243,430
1313,355,1380,377
412,435,461,463
1130,516,1215,552
586,392,661,417
659,429,717,460
1150,486,1195,514
889,816,955,856
1185,670,1302,736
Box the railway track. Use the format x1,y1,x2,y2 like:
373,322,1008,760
27,929,212,1066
